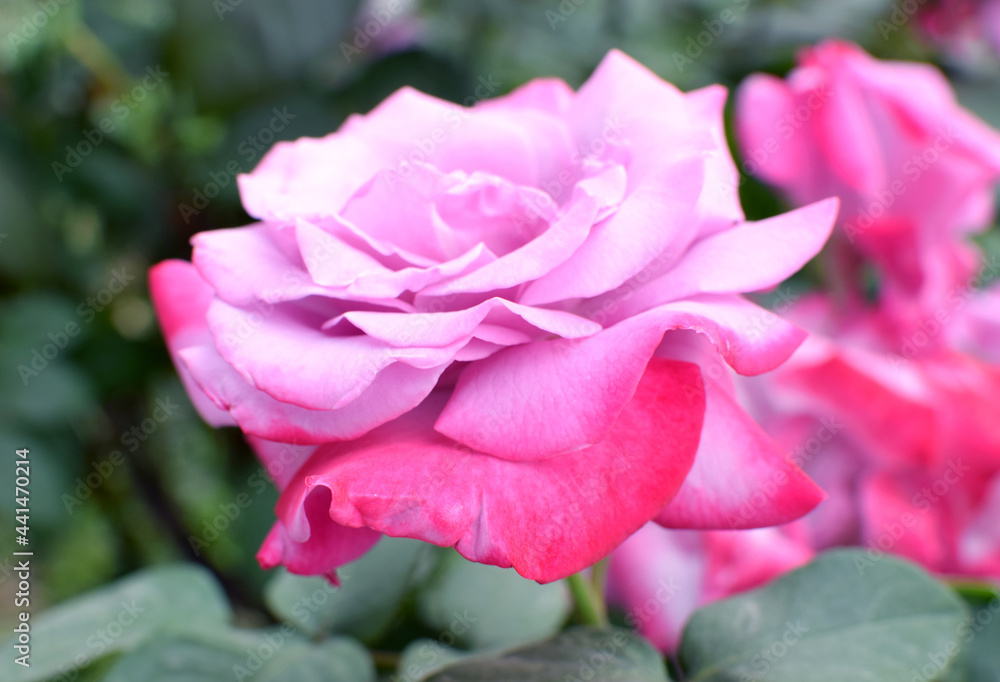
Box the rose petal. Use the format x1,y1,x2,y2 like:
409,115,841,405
258,487,382,582
272,359,705,583
635,198,837,302
654,376,825,530
437,295,806,460
180,342,446,444
148,260,236,428
206,297,457,411
519,157,707,306
333,297,600,349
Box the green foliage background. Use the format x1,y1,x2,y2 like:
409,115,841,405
1,1,998,678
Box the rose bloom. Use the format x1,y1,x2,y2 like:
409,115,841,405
744,293,1000,580
150,50,837,583
916,0,1000,61
736,40,1000,334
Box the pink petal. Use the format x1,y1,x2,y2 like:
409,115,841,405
296,218,496,299
238,133,383,221
686,84,746,233
655,376,824,530
735,73,806,187
437,295,805,460
179,343,445,444
258,486,382,582
417,183,602,298
244,436,317,489
148,260,236,428
191,224,341,307
273,359,706,583
342,86,576,190
206,297,456,411
519,157,707,306
568,49,708,184
627,198,838,303
334,298,601,349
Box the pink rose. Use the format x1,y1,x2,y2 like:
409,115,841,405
743,293,1000,580
736,41,1000,333
917,0,1000,61
606,523,813,652
150,50,836,583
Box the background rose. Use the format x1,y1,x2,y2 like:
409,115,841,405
151,49,837,583
917,0,1000,61
606,522,813,652
736,40,1000,335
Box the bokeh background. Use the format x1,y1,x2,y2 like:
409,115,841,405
2,0,999,641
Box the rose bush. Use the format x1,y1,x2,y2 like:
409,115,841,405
150,50,837,583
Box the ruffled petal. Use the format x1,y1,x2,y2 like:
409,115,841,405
272,360,705,583
655,377,824,530
437,295,805,460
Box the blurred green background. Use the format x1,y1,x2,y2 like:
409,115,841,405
1,0,999,629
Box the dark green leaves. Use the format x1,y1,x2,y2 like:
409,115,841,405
416,549,571,650
424,627,671,682
0,564,231,682
100,630,373,682
679,550,969,682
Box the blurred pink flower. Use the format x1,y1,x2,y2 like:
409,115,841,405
606,523,813,652
150,50,835,583
736,40,1000,334
748,293,1000,581
917,0,1000,61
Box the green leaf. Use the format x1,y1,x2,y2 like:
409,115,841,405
941,596,1000,682
265,536,434,641
0,563,231,682
397,638,476,681
99,628,374,682
679,549,969,682
424,627,670,681
416,549,571,650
